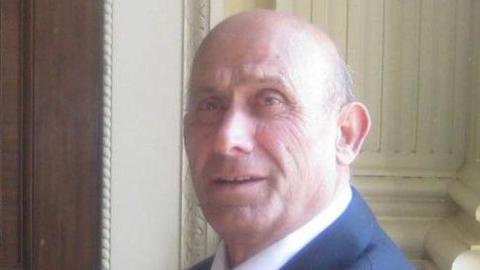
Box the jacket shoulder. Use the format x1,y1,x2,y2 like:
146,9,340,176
359,233,416,270
187,257,214,270
347,243,416,270
281,188,416,270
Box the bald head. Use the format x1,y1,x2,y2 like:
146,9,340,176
190,10,354,113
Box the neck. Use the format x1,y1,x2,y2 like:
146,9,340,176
225,184,351,267
222,170,352,267
223,219,303,267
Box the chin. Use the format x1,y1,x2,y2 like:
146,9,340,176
205,205,272,237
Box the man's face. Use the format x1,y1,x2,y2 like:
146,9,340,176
184,27,341,239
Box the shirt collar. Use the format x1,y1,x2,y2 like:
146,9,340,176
211,186,352,270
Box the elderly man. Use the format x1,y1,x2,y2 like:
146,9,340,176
184,10,414,270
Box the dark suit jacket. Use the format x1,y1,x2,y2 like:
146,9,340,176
189,188,415,270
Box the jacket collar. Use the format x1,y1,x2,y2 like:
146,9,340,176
280,188,374,270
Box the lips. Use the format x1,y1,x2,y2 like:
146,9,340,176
214,175,266,184
216,175,262,181
211,174,268,186
206,175,267,201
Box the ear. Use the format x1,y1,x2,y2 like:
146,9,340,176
335,102,371,165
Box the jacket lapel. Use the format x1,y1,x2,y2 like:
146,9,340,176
280,188,374,270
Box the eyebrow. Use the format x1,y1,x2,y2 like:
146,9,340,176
237,69,292,88
188,86,218,102
244,70,297,101
188,68,295,101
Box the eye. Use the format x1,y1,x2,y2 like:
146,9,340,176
195,96,226,124
198,97,224,111
259,89,287,106
254,89,288,116
262,95,283,106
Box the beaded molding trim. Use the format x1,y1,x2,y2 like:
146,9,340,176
101,0,113,269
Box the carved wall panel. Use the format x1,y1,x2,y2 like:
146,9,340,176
353,0,470,175
474,1,480,171
277,0,473,177
311,0,348,57
456,0,480,213
346,0,384,154
181,1,218,268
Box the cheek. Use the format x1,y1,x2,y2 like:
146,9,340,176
185,125,214,176
256,120,313,179
256,118,338,193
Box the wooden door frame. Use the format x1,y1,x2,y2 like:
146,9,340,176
5,0,106,269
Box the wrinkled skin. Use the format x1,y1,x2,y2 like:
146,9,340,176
184,10,370,267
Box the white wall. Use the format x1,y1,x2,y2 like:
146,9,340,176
111,1,183,269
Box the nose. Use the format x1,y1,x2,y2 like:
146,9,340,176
213,109,254,156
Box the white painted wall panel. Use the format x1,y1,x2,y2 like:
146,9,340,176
347,0,384,153
453,0,472,168
431,0,456,156
311,0,348,56
381,0,421,154
462,0,480,194
292,0,312,21
111,1,182,269
473,0,480,164
416,0,435,156
281,0,473,175
417,0,458,157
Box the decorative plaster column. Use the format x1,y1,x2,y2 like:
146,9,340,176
181,1,219,268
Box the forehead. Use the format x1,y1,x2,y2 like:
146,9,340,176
190,35,295,93
189,23,337,107
192,57,289,88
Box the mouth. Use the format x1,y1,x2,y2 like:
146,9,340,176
213,176,266,185
206,175,268,201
